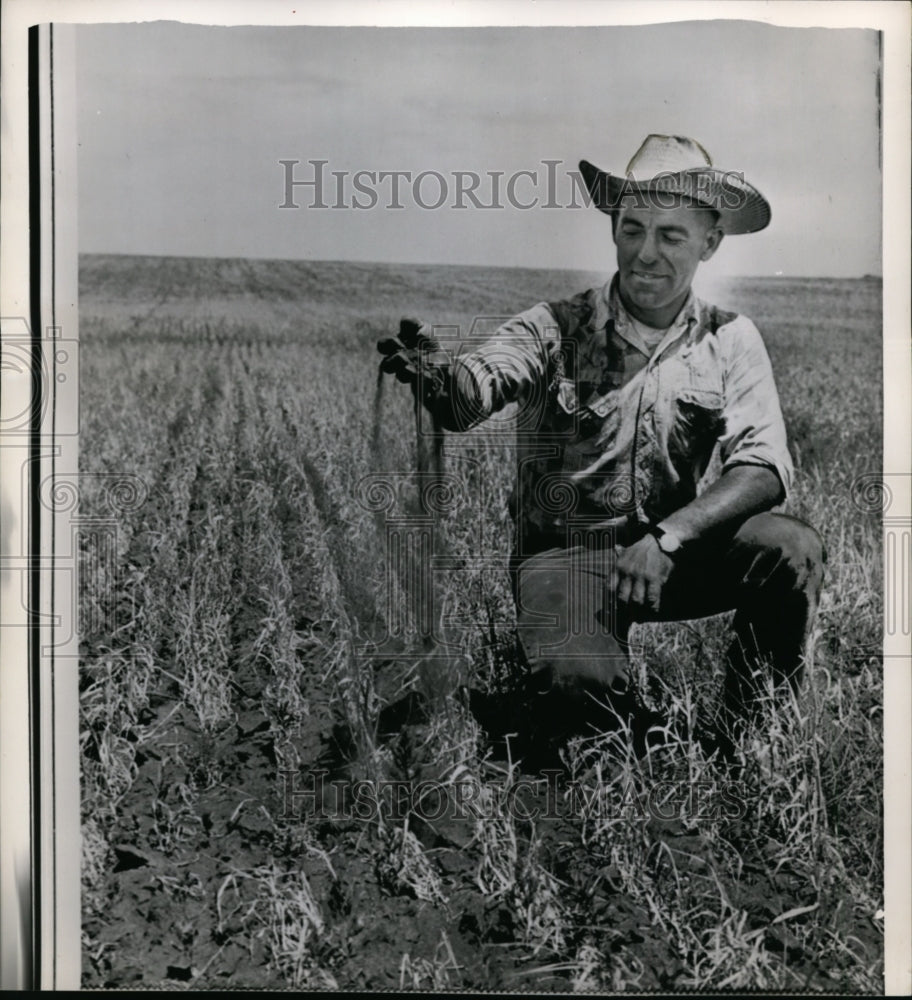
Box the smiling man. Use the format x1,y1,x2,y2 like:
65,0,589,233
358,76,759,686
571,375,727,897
378,135,825,756
614,201,722,328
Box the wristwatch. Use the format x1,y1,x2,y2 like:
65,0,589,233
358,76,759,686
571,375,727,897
648,523,684,557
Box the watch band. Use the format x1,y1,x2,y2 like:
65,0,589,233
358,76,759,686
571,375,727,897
648,523,683,556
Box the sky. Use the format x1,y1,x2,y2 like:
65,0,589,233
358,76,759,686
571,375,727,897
75,20,882,278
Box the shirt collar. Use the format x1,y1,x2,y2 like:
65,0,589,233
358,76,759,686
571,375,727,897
595,274,698,358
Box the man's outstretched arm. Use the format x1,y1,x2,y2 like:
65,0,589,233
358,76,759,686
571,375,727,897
377,307,559,432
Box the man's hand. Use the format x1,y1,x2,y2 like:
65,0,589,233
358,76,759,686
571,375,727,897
612,534,675,613
377,318,449,396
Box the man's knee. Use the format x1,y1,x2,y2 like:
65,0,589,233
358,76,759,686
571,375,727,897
735,512,825,591
514,546,575,613
512,545,629,695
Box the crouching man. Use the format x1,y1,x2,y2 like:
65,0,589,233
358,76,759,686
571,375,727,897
378,135,825,755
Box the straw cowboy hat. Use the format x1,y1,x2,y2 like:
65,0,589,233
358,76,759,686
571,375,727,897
579,134,771,235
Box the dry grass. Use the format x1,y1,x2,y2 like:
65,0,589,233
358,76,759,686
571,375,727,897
78,255,883,991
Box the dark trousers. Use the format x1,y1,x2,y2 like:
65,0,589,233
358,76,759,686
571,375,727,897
512,512,825,722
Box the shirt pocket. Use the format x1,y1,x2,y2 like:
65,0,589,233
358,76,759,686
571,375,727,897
676,384,723,411
551,377,607,465
660,354,725,463
546,376,584,441
669,385,725,467
554,377,580,414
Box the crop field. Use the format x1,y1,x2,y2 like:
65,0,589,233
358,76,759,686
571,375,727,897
78,254,883,991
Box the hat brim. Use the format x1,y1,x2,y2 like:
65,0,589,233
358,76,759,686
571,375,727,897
579,159,771,235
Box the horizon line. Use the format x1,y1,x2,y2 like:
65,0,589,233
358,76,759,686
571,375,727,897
76,250,883,283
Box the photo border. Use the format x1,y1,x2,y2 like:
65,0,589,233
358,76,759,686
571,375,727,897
1,0,908,991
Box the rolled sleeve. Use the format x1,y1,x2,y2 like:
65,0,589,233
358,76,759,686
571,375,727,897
450,302,559,425
718,317,794,498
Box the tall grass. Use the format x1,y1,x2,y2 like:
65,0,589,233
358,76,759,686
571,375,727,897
78,255,883,991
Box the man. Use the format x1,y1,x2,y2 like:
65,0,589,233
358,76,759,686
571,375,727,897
378,135,825,754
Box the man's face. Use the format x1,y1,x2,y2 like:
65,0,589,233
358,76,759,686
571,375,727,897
613,201,723,327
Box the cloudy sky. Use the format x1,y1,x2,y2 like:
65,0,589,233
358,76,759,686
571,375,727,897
75,19,881,277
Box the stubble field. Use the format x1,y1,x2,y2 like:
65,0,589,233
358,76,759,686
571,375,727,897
79,254,883,991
